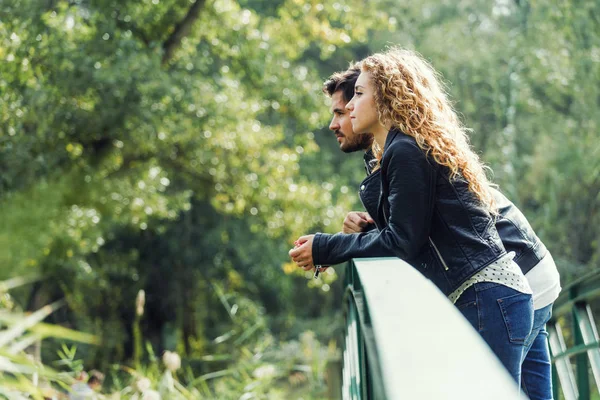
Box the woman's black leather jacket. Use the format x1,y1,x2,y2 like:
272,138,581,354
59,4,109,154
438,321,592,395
312,129,507,296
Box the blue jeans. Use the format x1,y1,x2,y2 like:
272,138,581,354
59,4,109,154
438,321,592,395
456,282,534,386
521,304,554,400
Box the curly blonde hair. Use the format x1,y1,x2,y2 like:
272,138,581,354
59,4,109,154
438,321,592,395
360,48,496,211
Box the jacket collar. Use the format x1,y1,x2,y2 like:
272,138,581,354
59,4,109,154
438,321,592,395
363,148,376,175
383,127,402,150
364,129,402,174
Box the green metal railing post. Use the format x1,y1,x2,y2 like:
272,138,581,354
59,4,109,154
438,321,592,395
574,303,590,400
574,302,600,390
552,363,559,400
549,321,578,400
549,269,600,399
344,303,362,398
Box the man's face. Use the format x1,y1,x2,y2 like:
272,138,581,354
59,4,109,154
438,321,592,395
328,91,373,153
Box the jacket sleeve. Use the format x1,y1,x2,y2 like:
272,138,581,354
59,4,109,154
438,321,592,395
363,222,377,232
313,139,436,266
492,188,547,272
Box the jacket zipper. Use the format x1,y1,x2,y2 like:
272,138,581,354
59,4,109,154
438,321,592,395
377,201,448,272
429,237,449,270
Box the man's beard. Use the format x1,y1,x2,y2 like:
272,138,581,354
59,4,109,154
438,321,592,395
339,132,373,153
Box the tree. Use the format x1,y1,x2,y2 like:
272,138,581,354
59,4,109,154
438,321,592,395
0,0,391,371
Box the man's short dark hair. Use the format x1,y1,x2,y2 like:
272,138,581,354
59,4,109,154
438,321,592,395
323,65,361,103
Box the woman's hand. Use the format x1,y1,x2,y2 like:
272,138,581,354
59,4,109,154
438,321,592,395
289,235,315,271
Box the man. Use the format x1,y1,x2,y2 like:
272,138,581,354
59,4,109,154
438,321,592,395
322,66,561,400
327,68,374,155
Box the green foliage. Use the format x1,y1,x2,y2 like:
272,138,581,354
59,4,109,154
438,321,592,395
60,286,336,399
0,0,598,397
0,0,383,390
0,277,98,399
375,0,600,272
0,277,335,399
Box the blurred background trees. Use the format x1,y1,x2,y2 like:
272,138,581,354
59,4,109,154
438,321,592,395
0,0,598,397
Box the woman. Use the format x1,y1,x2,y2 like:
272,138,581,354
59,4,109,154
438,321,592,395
290,48,533,385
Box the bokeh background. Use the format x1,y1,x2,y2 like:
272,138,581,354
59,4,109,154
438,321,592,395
1,0,599,398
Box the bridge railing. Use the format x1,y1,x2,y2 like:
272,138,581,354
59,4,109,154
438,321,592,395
548,269,600,400
340,257,520,400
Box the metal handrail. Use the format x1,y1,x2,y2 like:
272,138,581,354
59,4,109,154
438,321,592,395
341,257,519,399
549,269,600,400
552,269,600,316
342,262,385,399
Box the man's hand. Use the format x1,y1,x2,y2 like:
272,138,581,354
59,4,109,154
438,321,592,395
343,211,375,233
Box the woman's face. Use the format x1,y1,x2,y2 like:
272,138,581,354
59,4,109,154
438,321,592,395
346,71,381,135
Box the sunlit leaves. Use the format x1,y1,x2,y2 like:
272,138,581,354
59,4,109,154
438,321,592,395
0,1,382,370
378,0,600,271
